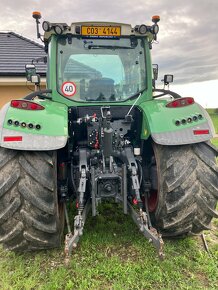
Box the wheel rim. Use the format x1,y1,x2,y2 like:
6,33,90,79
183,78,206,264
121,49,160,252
148,189,158,212
147,143,160,213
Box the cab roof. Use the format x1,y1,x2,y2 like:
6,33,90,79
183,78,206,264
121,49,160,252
43,21,156,43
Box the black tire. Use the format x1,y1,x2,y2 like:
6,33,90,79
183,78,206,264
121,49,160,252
0,148,64,251
150,142,218,237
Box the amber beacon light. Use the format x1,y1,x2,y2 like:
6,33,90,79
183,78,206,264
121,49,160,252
32,11,41,20
32,11,42,39
152,15,160,24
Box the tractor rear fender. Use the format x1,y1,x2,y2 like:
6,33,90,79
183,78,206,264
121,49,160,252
0,100,68,150
139,100,215,145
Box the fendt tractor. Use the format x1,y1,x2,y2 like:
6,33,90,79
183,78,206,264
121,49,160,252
0,12,217,259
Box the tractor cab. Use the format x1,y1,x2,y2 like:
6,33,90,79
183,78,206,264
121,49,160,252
56,35,146,102
33,13,160,105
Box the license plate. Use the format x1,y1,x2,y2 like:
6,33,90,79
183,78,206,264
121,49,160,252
81,26,121,37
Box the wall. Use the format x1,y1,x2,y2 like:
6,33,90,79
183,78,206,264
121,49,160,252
0,77,46,108
0,86,33,107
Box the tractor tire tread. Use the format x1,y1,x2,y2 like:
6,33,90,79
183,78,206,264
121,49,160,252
0,148,62,251
153,142,218,236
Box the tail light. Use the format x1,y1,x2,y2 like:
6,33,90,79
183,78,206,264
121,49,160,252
10,100,44,110
166,97,194,108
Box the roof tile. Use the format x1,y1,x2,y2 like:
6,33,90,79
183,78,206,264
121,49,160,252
0,32,46,76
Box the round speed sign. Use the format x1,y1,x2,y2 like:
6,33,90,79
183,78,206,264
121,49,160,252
61,82,77,97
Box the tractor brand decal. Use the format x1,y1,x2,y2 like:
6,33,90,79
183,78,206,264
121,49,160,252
61,82,76,97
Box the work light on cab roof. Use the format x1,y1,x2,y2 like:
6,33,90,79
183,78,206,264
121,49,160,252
32,12,161,46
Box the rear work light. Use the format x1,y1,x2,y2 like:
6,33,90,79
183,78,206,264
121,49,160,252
10,100,45,110
166,97,194,108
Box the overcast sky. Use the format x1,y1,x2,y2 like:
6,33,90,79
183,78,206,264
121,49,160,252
0,0,218,107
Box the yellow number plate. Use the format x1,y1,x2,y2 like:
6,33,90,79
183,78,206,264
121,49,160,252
81,26,121,37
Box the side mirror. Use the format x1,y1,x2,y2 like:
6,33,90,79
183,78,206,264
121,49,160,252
25,64,36,81
25,64,40,84
152,64,158,80
152,64,158,89
163,74,173,85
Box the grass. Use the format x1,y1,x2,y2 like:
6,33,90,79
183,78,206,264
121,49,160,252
210,115,218,134
211,138,218,148
0,203,218,290
0,110,217,290
207,108,218,134
207,108,218,148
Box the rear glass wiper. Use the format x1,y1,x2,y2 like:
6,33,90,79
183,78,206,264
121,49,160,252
87,44,134,50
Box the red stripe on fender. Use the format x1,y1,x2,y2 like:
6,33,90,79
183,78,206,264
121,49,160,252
193,130,209,135
3,136,23,142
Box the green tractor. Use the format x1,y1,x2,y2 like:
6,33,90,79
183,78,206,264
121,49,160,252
0,13,217,259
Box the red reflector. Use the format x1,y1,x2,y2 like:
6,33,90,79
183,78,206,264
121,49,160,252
133,198,138,205
4,136,23,142
187,98,194,104
193,130,209,135
10,100,44,110
172,101,179,107
30,103,38,110
11,100,19,107
166,97,194,108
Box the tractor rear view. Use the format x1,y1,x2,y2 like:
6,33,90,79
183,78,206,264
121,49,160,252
0,13,217,259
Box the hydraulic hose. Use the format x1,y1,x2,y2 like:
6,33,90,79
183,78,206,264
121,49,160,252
24,89,52,100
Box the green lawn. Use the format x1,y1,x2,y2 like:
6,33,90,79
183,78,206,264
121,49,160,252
211,138,218,148
207,108,218,134
208,108,218,148
0,203,218,290
211,115,218,134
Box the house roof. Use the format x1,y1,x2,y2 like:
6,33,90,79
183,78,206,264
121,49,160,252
64,59,102,79
0,32,46,76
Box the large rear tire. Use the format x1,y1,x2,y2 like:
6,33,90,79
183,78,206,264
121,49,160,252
149,142,218,237
0,148,64,251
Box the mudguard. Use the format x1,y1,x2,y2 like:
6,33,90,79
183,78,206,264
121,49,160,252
0,99,68,150
139,99,215,145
